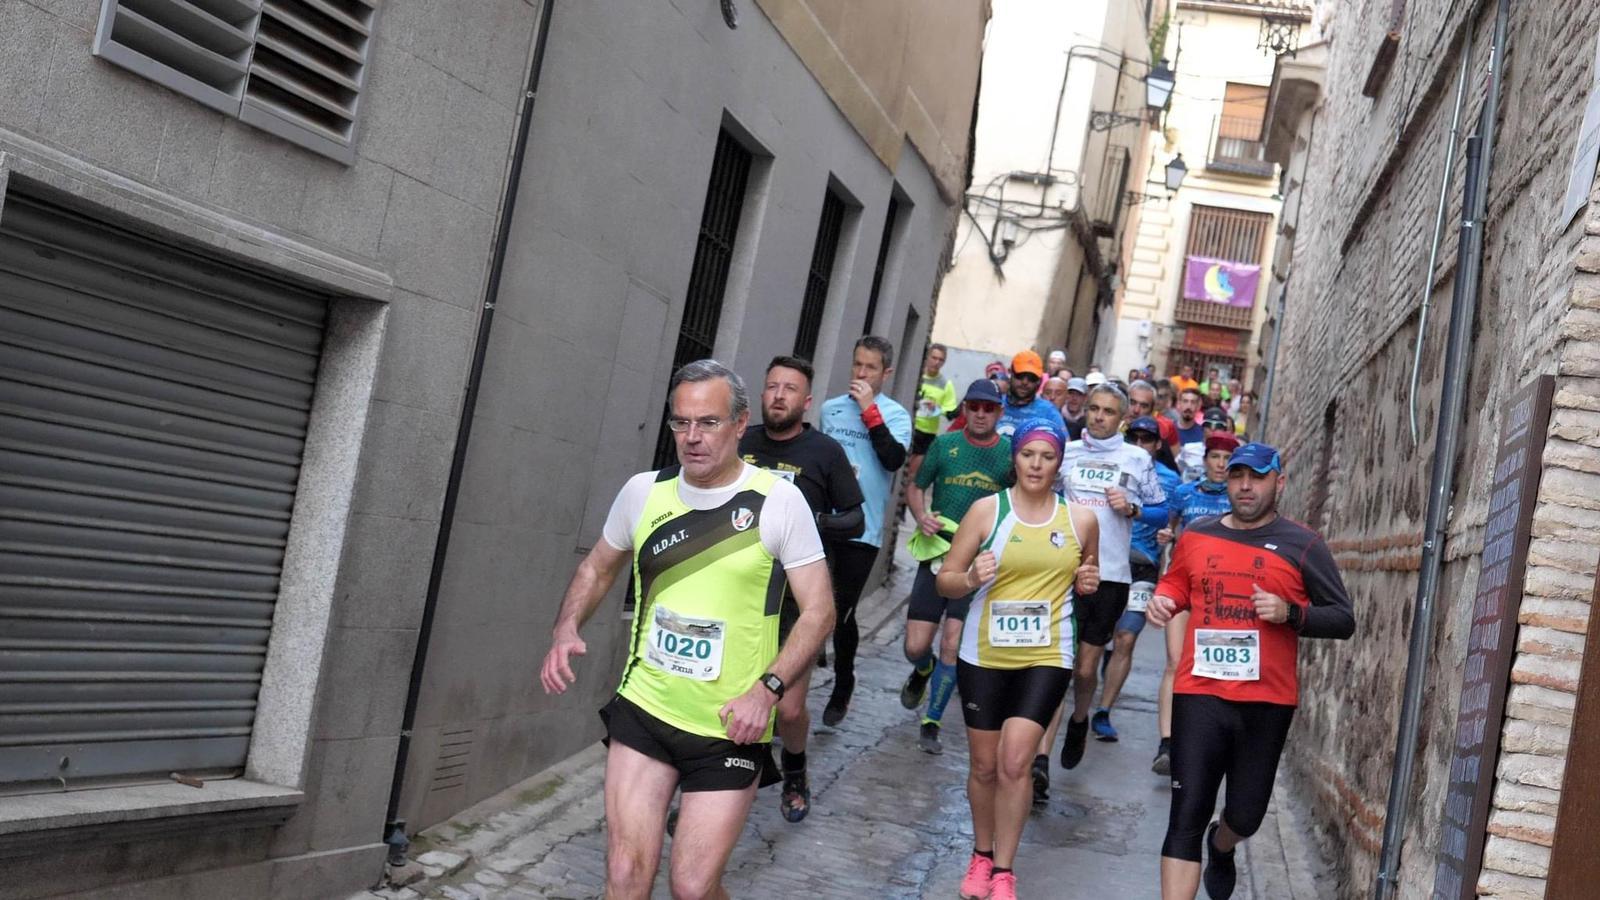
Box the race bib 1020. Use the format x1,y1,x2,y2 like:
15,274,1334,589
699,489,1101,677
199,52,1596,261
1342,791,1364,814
645,607,725,681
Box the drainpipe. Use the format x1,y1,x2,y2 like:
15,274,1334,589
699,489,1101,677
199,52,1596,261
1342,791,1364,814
381,0,557,865
1374,0,1510,895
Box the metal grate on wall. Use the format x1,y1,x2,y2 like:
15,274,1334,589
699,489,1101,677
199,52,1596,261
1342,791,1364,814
793,188,846,362
92,0,375,164
1184,204,1271,264
0,192,329,792
861,196,899,335
651,128,754,470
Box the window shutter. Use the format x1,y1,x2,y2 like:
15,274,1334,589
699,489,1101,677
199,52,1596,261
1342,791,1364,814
91,0,374,165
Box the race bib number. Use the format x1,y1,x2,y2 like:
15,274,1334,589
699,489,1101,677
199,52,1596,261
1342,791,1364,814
1068,459,1121,495
645,608,725,681
1127,582,1154,613
988,600,1051,647
1192,629,1260,681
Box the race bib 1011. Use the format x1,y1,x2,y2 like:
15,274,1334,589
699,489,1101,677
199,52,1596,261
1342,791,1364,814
988,600,1051,647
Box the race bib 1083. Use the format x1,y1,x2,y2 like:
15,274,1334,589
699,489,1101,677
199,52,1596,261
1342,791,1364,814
1192,628,1260,681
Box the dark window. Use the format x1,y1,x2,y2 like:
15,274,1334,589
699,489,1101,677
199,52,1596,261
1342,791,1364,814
1209,82,1273,177
652,128,754,468
794,188,847,360
896,305,922,397
862,197,900,334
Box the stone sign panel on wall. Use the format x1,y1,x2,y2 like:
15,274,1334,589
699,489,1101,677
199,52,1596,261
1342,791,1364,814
1431,374,1555,900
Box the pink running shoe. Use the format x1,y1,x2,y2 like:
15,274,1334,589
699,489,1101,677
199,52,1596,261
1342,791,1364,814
989,870,1018,900
958,853,993,899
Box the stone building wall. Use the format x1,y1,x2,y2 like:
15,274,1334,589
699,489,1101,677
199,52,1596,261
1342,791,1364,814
1264,1,1600,896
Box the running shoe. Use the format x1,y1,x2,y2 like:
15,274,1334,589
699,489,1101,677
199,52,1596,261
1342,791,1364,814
1203,821,1237,899
989,870,1018,900
900,666,932,709
1030,755,1049,804
958,853,993,900
1060,715,1089,769
1091,708,1119,742
1152,737,1172,776
780,770,810,823
918,721,943,755
822,675,853,727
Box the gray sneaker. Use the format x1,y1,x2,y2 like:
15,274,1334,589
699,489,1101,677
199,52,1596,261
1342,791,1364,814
918,721,943,755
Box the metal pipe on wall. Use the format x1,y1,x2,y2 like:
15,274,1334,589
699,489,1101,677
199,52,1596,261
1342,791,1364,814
1374,0,1511,894
381,0,558,863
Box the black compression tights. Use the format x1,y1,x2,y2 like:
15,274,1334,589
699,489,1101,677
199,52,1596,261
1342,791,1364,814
1161,693,1295,862
828,542,880,682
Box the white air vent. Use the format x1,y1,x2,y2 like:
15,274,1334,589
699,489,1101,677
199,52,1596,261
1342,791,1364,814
92,0,375,165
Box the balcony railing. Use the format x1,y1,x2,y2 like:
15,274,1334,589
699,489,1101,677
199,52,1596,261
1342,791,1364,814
1174,297,1255,330
1209,115,1274,178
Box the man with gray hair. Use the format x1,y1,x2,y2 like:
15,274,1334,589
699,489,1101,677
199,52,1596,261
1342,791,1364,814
1030,382,1168,802
540,359,835,900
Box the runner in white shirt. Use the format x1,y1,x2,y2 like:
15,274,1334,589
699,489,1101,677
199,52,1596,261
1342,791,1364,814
1031,384,1167,797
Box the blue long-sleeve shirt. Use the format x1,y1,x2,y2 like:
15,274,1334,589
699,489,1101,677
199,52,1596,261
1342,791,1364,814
1132,462,1180,565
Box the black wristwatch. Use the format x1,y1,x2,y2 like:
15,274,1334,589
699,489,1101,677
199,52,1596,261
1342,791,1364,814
759,672,785,699
1285,603,1303,631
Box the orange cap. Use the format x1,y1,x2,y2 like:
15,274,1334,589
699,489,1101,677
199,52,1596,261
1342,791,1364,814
1011,350,1045,377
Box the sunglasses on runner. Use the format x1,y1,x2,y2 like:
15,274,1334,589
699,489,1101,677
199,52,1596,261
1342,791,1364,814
965,401,1001,413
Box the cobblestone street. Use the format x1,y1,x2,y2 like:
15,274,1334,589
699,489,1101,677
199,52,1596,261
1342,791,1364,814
357,536,1333,900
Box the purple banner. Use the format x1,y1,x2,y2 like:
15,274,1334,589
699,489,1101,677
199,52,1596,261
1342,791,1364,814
1182,256,1261,308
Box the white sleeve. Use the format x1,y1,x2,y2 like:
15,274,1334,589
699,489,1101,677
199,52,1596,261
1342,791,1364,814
760,479,827,569
600,472,656,551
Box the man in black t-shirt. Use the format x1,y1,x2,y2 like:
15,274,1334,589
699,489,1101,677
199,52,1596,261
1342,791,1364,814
739,355,864,825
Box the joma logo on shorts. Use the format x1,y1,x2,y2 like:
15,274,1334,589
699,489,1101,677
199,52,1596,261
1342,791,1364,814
723,757,756,771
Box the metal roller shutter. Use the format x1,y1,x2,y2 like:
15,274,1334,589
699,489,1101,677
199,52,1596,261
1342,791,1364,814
0,193,328,792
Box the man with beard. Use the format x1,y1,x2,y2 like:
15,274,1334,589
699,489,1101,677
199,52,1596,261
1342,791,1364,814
1032,384,1166,799
1173,387,1206,480
998,350,1066,440
738,356,865,822
1147,443,1355,900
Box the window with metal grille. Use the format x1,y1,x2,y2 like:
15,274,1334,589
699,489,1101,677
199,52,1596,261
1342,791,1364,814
650,128,754,469
1175,205,1272,329
1210,82,1272,177
861,197,900,335
91,0,375,164
793,189,846,361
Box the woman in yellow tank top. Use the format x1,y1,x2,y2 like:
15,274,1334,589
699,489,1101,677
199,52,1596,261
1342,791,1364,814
937,425,1099,900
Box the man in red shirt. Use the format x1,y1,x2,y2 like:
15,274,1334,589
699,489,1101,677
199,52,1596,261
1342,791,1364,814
1146,442,1355,900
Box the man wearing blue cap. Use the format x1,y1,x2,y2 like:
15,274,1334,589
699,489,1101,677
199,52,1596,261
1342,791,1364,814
1147,442,1355,900
898,378,1013,754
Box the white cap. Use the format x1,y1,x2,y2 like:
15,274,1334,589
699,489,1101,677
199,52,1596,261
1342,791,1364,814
1084,372,1109,386
1047,349,1067,361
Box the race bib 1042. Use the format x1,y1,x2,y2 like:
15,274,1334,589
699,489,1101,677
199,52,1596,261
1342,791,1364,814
988,600,1051,647
1192,628,1260,681
645,607,725,681
1068,459,1121,495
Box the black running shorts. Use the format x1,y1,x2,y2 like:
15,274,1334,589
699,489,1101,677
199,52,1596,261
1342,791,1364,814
956,662,1072,730
911,429,937,456
1073,580,1130,647
1162,693,1295,861
907,560,973,623
599,695,780,792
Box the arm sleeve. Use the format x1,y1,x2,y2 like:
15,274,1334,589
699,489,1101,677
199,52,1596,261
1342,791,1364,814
815,506,864,541
940,381,960,414
1297,537,1356,639
600,473,653,551
868,422,909,471
1155,536,1192,612
762,481,827,570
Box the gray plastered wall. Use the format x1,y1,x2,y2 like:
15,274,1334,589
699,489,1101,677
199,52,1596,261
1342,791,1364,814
396,0,954,831
0,0,541,895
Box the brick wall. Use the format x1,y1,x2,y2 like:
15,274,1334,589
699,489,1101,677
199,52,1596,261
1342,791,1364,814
1265,1,1600,896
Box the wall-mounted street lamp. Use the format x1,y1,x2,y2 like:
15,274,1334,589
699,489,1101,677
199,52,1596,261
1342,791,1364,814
1125,154,1188,205
1089,58,1177,132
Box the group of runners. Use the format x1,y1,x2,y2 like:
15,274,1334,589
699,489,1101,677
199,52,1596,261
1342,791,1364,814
540,338,1355,900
